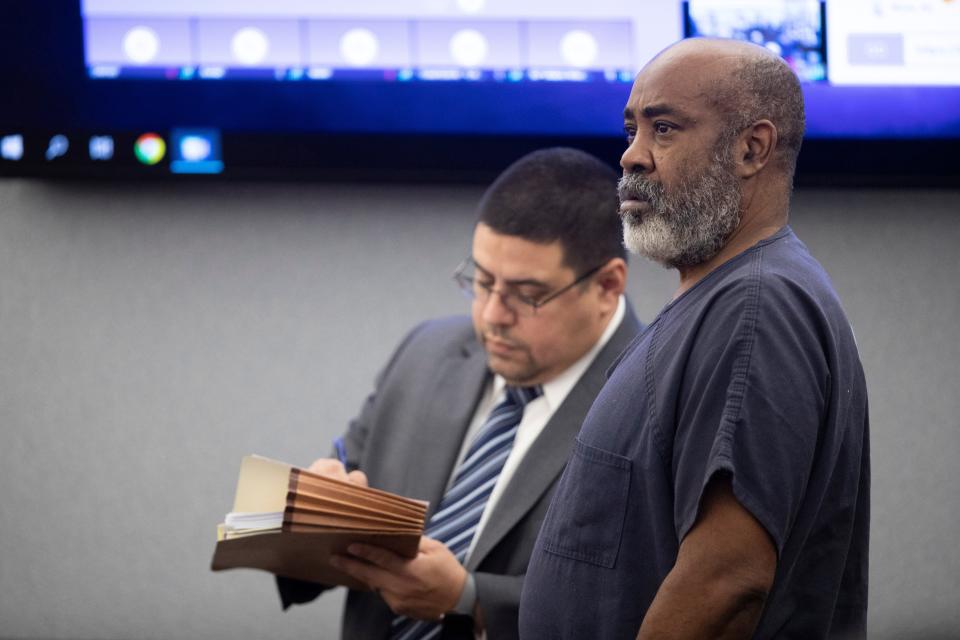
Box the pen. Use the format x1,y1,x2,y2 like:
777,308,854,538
333,436,348,467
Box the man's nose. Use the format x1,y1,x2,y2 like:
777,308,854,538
480,289,517,325
621,136,653,175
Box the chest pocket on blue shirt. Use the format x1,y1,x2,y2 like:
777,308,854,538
540,438,632,568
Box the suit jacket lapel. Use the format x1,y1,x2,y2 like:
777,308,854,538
405,334,490,515
465,306,641,570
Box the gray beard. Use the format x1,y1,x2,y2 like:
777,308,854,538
618,150,742,269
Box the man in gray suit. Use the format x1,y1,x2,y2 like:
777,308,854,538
277,147,641,639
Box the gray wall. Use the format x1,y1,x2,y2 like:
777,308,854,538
0,180,957,639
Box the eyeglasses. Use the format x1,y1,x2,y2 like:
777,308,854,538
453,258,604,317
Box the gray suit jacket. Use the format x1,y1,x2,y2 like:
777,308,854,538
278,307,641,639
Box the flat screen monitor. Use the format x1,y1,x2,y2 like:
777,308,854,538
1,0,958,183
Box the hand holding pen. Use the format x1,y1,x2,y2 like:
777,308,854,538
306,436,369,487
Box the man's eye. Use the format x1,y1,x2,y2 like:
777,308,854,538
624,127,636,143
654,122,674,135
514,289,544,305
475,279,495,291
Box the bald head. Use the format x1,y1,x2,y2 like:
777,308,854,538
650,37,780,68
619,38,805,269
647,38,806,183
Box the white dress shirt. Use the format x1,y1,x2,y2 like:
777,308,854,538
450,295,627,561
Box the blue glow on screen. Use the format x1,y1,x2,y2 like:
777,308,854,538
33,0,960,141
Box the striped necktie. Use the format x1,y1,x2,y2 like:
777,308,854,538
389,384,542,640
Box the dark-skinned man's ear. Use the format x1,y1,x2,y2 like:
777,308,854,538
736,119,777,179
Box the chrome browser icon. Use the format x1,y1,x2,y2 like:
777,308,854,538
134,133,166,165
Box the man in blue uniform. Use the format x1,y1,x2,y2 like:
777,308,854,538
520,39,869,639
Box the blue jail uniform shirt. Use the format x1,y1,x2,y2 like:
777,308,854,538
519,226,870,639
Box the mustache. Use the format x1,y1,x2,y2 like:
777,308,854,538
617,173,664,204
482,327,523,347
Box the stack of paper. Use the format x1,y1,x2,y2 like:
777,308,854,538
210,455,427,589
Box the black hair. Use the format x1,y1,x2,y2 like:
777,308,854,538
477,147,626,274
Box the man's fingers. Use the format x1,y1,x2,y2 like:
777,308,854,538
329,543,411,593
346,469,369,487
418,536,444,552
307,458,349,480
346,543,406,571
329,553,391,590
